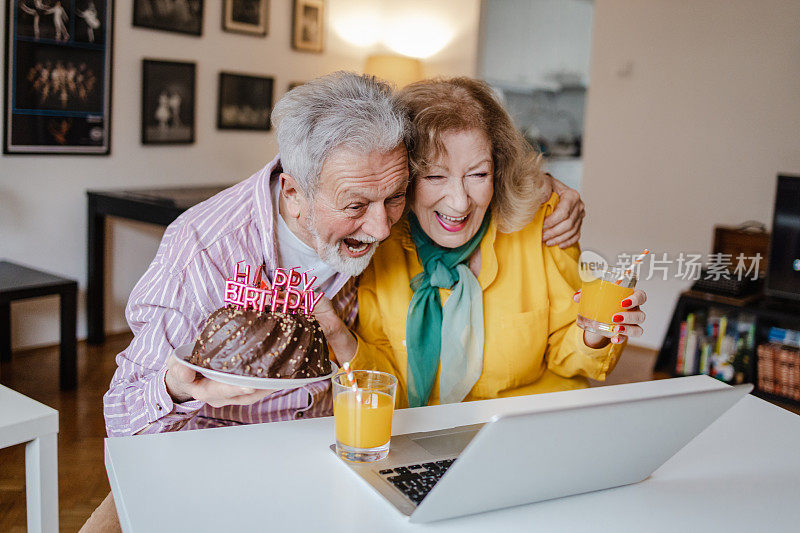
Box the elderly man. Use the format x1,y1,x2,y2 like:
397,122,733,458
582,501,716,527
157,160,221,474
102,73,412,437
82,71,583,531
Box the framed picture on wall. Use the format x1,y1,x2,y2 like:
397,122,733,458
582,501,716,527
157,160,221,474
222,0,268,36
141,59,196,144
291,0,323,53
133,0,204,36
3,0,113,155
217,72,273,131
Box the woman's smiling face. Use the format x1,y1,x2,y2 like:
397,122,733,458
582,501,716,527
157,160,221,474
411,129,494,248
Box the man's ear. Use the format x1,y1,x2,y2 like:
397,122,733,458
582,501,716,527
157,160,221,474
279,172,305,219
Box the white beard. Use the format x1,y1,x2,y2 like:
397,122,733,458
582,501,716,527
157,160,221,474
306,211,378,277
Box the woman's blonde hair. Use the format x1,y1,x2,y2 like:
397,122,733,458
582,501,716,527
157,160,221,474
399,77,548,233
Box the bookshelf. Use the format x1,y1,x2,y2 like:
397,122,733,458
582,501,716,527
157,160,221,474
656,291,800,406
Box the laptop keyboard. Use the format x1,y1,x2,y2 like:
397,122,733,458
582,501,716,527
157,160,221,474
378,459,456,505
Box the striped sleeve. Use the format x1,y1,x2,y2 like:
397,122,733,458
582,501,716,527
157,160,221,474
103,260,206,437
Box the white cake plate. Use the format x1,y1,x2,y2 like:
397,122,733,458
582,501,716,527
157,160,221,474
172,343,338,390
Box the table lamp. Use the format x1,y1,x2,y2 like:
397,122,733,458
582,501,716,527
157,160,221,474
364,54,423,87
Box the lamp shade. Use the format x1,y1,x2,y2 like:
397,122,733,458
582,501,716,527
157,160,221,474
364,54,423,88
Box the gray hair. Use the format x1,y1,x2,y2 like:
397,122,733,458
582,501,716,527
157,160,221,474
271,71,410,196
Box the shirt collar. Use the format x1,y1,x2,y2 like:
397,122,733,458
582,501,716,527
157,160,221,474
253,154,282,273
253,154,353,297
477,216,499,290
272,180,340,294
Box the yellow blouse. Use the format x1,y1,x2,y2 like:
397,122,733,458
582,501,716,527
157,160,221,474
350,193,625,408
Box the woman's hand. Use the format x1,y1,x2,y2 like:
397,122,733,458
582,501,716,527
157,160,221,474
542,175,586,249
312,296,358,363
573,289,647,346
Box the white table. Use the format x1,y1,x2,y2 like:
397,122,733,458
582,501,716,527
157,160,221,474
0,385,59,533
105,377,800,532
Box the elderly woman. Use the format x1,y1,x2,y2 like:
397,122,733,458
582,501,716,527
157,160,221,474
319,77,647,408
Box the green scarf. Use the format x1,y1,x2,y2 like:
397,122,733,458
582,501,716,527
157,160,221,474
405,211,491,407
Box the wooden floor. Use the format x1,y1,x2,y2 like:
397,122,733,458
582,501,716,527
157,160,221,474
0,337,795,532
0,333,131,533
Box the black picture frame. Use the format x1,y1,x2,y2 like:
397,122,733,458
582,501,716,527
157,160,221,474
217,72,273,131
291,0,323,53
222,0,268,36
4,0,114,155
133,0,203,36
141,59,196,145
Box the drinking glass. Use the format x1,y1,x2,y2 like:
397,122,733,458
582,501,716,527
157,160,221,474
333,370,397,462
576,266,637,335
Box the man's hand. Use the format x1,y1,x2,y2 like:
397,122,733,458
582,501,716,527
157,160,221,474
311,296,345,338
312,296,357,363
165,356,275,408
542,175,585,249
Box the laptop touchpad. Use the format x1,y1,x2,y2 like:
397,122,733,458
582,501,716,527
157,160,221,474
410,429,479,457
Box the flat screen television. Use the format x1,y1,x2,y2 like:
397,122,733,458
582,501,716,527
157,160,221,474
765,174,800,301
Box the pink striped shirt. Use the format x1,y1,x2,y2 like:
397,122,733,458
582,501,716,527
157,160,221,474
103,155,359,437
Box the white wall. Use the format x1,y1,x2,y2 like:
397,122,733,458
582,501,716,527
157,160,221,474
582,0,800,349
1,0,480,350
479,0,594,90
544,158,583,192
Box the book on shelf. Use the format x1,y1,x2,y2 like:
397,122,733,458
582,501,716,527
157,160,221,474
767,327,800,349
675,309,755,383
676,322,687,373
758,326,800,401
684,330,698,376
758,341,800,401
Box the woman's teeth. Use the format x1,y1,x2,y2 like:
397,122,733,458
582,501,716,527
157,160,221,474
437,212,468,223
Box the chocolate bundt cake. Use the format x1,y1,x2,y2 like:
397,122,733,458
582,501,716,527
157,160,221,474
188,305,331,379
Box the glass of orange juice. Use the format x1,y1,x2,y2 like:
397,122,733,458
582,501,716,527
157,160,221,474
333,370,397,462
577,266,637,335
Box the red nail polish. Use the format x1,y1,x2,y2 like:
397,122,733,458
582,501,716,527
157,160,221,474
617,325,625,333
573,291,581,297
613,315,624,323
621,299,632,308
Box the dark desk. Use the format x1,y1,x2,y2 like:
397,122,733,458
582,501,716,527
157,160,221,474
1,260,77,388
86,186,232,345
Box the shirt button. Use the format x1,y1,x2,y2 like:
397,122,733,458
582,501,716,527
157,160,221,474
156,404,162,411
296,412,304,418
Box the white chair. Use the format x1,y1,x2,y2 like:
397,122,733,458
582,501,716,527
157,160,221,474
0,385,59,532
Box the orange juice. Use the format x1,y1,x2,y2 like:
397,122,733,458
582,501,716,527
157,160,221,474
579,278,634,324
334,390,394,449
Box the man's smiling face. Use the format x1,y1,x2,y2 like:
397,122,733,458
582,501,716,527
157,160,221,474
282,144,409,276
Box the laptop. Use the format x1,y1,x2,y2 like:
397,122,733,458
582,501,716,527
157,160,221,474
331,377,753,523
